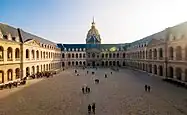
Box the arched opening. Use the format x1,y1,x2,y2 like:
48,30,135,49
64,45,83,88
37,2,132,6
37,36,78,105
117,53,119,58
41,51,42,59
32,66,35,75
169,47,174,60
143,63,145,70
31,50,35,59
113,61,116,66
168,66,173,78
7,47,13,61
154,65,157,74
153,49,157,59
109,53,112,58
79,61,82,65
41,65,43,72
46,52,48,59
102,61,104,66
123,53,125,58
105,61,108,66
83,54,86,58
76,61,78,66
142,51,145,59
7,69,13,81
105,53,108,58
43,65,45,71
15,48,20,59
15,68,20,79
72,61,74,66
62,62,65,67
0,71,4,83
159,48,163,59
62,53,65,58
83,61,86,66
158,65,163,76
92,53,95,58
37,66,39,73
68,61,71,66
26,67,30,77
149,49,152,59
68,53,71,58
43,52,45,59
0,46,4,61
176,67,182,80
72,54,74,58
109,61,112,66
102,53,104,58
117,61,120,66
176,46,182,60
36,50,39,59
46,64,48,71
76,53,78,58
113,53,116,58
79,53,82,58
149,64,152,73
123,61,125,66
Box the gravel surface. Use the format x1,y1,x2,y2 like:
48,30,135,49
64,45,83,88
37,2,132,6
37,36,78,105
0,68,187,115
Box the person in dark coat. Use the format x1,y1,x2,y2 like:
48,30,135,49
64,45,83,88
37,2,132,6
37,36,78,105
92,103,96,114
85,86,88,93
88,104,91,114
88,87,91,93
111,72,112,74
145,85,147,92
105,74,107,78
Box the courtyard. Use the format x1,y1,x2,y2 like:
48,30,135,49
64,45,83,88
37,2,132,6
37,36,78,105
0,68,187,115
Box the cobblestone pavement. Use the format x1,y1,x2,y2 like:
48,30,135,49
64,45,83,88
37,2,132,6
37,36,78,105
0,68,187,115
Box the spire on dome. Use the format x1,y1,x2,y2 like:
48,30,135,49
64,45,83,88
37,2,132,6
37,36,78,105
92,17,95,27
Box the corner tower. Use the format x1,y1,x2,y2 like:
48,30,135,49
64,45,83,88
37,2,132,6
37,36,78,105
86,18,101,44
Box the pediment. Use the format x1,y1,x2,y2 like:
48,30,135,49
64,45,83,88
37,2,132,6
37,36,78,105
24,39,40,47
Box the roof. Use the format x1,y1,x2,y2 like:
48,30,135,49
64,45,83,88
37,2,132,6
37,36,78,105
19,29,56,46
0,23,19,37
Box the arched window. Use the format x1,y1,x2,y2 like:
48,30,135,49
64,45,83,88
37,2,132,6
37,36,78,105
76,53,78,58
37,66,39,73
15,48,20,59
0,46,4,61
36,50,39,59
43,52,45,59
176,67,182,80
92,53,95,58
109,53,112,58
26,67,30,77
7,47,13,61
62,53,65,58
32,66,35,74
113,53,116,58
79,53,82,58
153,49,157,59
105,53,108,58
26,49,29,59
117,53,119,58
41,51,42,59
68,53,71,58
169,47,174,60
159,48,163,59
83,53,86,58
123,53,125,58
168,66,173,78
31,50,35,59
7,69,13,81
176,46,182,60
102,53,104,58
72,54,74,58
15,68,20,79
149,49,152,59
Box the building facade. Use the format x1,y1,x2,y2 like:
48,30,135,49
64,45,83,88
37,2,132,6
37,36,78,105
0,23,62,84
1,20,187,85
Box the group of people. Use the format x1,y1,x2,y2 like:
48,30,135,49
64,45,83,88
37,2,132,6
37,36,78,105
144,85,151,92
82,86,91,94
0,78,26,90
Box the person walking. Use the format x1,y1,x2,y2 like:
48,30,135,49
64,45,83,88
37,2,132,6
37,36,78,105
88,104,91,114
85,86,88,93
145,85,147,92
88,87,91,93
92,103,96,114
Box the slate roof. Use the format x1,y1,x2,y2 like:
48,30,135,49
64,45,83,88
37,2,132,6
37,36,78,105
19,29,56,46
0,23,19,37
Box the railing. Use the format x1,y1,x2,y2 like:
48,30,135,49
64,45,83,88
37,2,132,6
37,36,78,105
15,58,20,61
7,58,13,61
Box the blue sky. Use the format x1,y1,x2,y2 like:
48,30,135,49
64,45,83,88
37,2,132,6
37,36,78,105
1,0,187,44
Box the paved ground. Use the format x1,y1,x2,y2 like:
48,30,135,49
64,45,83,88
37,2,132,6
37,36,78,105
0,68,187,115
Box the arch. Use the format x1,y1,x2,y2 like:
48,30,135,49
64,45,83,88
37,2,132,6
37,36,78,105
79,61,82,65
7,69,13,81
15,48,20,59
83,61,86,66
15,68,20,79
79,53,82,58
83,53,86,58
123,61,125,66
37,65,39,73
169,47,174,60
149,49,152,59
117,53,119,58
41,65,43,72
32,66,35,74
26,67,30,77
62,62,65,67
7,47,13,60
176,46,182,60
31,50,35,59
102,53,104,58
43,51,45,59
149,64,152,73
153,48,157,59
0,46,4,61
168,66,173,78
142,51,145,59
72,54,74,58
76,53,78,58
109,53,112,58
46,52,48,59
158,65,163,76
154,65,157,74
105,53,108,58
176,67,182,80
72,61,75,66
43,65,45,71
46,64,48,71
117,61,120,66
143,63,145,70
92,53,95,58
113,61,116,66
68,53,71,58
36,50,39,59
68,61,71,66
105,61,108,66
76,61,78,65
0,70,4,83
123,53,125,58
40,51,42,59
101,61,104,66
113,53,116,58
109,61,112,66
159,48,163,59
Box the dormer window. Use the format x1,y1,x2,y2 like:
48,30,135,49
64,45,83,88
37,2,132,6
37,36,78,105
12,37,16,41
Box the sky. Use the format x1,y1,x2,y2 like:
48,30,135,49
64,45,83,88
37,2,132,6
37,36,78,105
1,0,187,44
